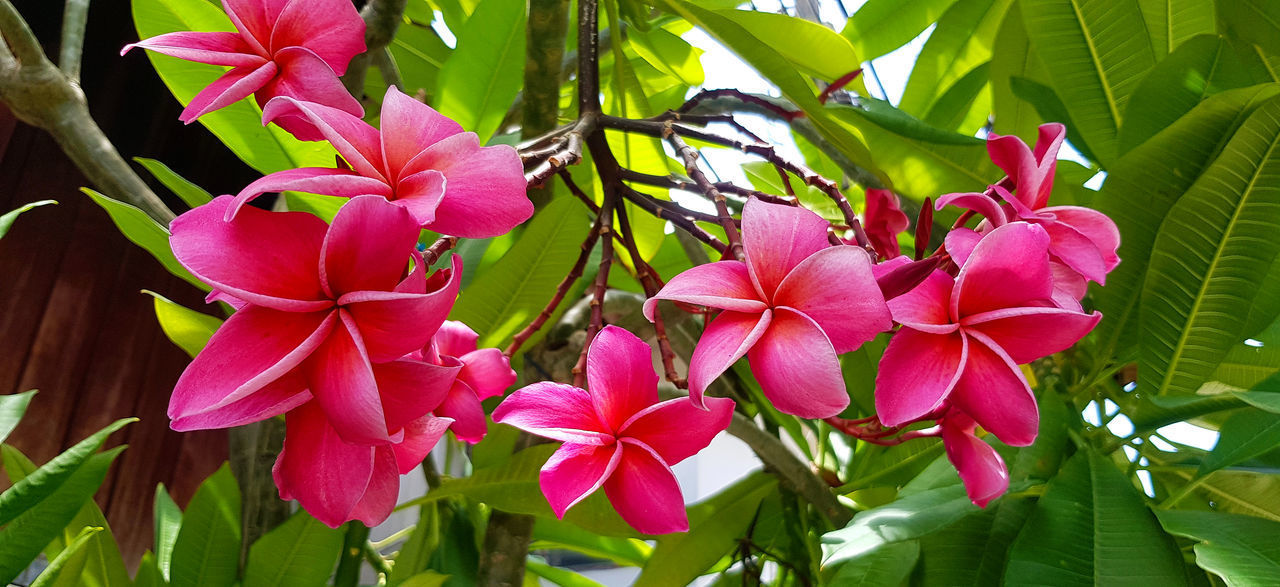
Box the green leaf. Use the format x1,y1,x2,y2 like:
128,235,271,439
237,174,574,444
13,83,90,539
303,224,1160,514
627,27,703,86
1120,35,1269,154
1138,0,1215,59
145,291,223,359
135,158,213,208
399,571,451,587
0,390,36,445
530,518,652,567
922,62,993,133
0,447,126,585
1198,408,1280,475
154,483,183,581
1235,390,1280,413
1139,95,1280,398
899,0,1011,119
0,200,56,239
83,188,206,291
244,510,343,587
842,0,960,60
388,23,452,99
134,552,167,587
990,1,1049,141
28,526,102,587
1093,83,1280,361
130,0,336,173
169,463,242,587
1021,0,1158,165
1008,75,1101,164
1216,0,1280,60
0,418,134,527
634,473,777,586
1156,509,1280,585
1149,467,1280,522
450,195,591,349
714,10,864,84
838,97,986,146
1003,450,1186,585
524,558,604,587
433,0,525,144
829,541,919,586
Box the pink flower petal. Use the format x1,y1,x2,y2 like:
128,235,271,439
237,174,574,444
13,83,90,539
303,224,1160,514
380,86,464,180
122,31,264,66
170,368,311,432
950,332,1038,446
180,61,277,124
863,189,910,258
373,359,459,433
988,123,1064,209
304,311,390,444
773,245,892,353
540,442,622,518
874,328,966,427
605,440,688,534
1042,220,1109,285
492,382,613,444
169,306,333,427
402,133,532,238
688,310,772,408
887,270,957,333
273,401,374,528
433,320,480,358
941,414,1010,507
746,308,848,418
1050,259,1087,311
740,197,831,298
871,255,912,281
256,47,364,141
964,306,1101,364
944,227,983,267
935,192,1008,228
619,396,734,465
436,381,488,444
221,0,271,55
1042,205,1121,282
269,0,365,73
391,414,454,474
391,169,447,225
321,196,420,296
457,348,517,399
347,446,401,527
953,222,1053,319
642,261,767,320
227,168,391,220
587,325,660,432
171,196,331,311
260,96,385,179
341,255,463,362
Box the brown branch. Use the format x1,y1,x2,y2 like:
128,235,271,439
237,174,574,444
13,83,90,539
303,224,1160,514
617,187,728,253
667,131,744,261
421,236,458,267
615,204,685,388
505,214,602,356
571,178,614,388
618,168,795,206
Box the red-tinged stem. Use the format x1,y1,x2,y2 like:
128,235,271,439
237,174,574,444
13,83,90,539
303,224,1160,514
618,168,795,206
618,187,728,253
668,131,745,262
817,68,863,105
572,130,619,388
505,215,602,357
421,236,458,267
678,88,803,121
616,204,686,388
915,196,933,260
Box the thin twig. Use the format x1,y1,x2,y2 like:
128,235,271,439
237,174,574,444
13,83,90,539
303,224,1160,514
59,0,90,83
617,187,728,253
668,131,744,261
505,214,602,356
421,236,458,267
571,184,615,388
618,168,795,206
616,203,685,388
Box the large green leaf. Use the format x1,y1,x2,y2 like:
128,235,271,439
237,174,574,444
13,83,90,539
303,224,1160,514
1003,450,1186,585
1138,0,1215,59
627,27,704,86
146,291,223,359
1150,467,1280,521
842,0,959,60
135,157,214,209
450,195,591,349
1093,83,1280,361
28,526,102,587
130,0,335,173
714,10,864,84
525,558,603,587
830,541,919,586
388,23,452,100
433,0,525,144
990,2,1049,141
0,200,56,240
169,463,241,587
1156,510,1280,586
244,510,343,587
1198,408,1280,475
1215,0,1280,60
1021,0,1158,165
1138,95,1280,397
154,483,183,581
634,473,777,586
0,448,126,585
900,0,1011,120
83,189,206,291
530,518,652,567
0,419,133,527
0,390,36,445
1120,35,1269,154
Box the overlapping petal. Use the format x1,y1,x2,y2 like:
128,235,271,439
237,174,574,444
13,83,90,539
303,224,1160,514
303,311,388,444
540,442,622,519
341,255,462,362
619,396,735,465
688,310,772,406
253,47,364,140
587,326,660,432
863,189,910,258
260,97,385,179
492,383,613,445
321,196,420,295
746,309,848,418
180,61,278,124
457,348,516,399
273,401,375,528
642,261,766,319
988,123,1064,209
391,414,454,474
953,222,1053,319
941,415,1010,508
875,328,966,427
887,270,957,333
268,0,365,71
964,306,1101,364
347,447,400,526
228,168,391,221
404,133,532,237
949,333,1038,446
380,87,464,179
121,32,264,66
604,440,688,534
373,359,457,433
433,320,480,359
436,381,488,444
741,198,830,298
773,245,891,352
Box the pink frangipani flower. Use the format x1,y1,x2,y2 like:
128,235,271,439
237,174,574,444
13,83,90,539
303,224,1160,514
274,399,454,527
875,222,1101,447
643,198,892,418
419,321,518,444
936,123,1120,287
224,87,533,238
121,0,365,139
863,188,910,259
168,195,461,445
937,409,1009,507
492,326,734,535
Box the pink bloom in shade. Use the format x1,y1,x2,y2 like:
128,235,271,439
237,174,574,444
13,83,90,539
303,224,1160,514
167,195,462,445
223,87,533,238
121,0,365,139
875,222,1101,447
274,399,455,528
643,198,892,419
936,123,1120,286
938,409,1010,507
492,326,735,535
419,321,518,444
862,189,910,259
